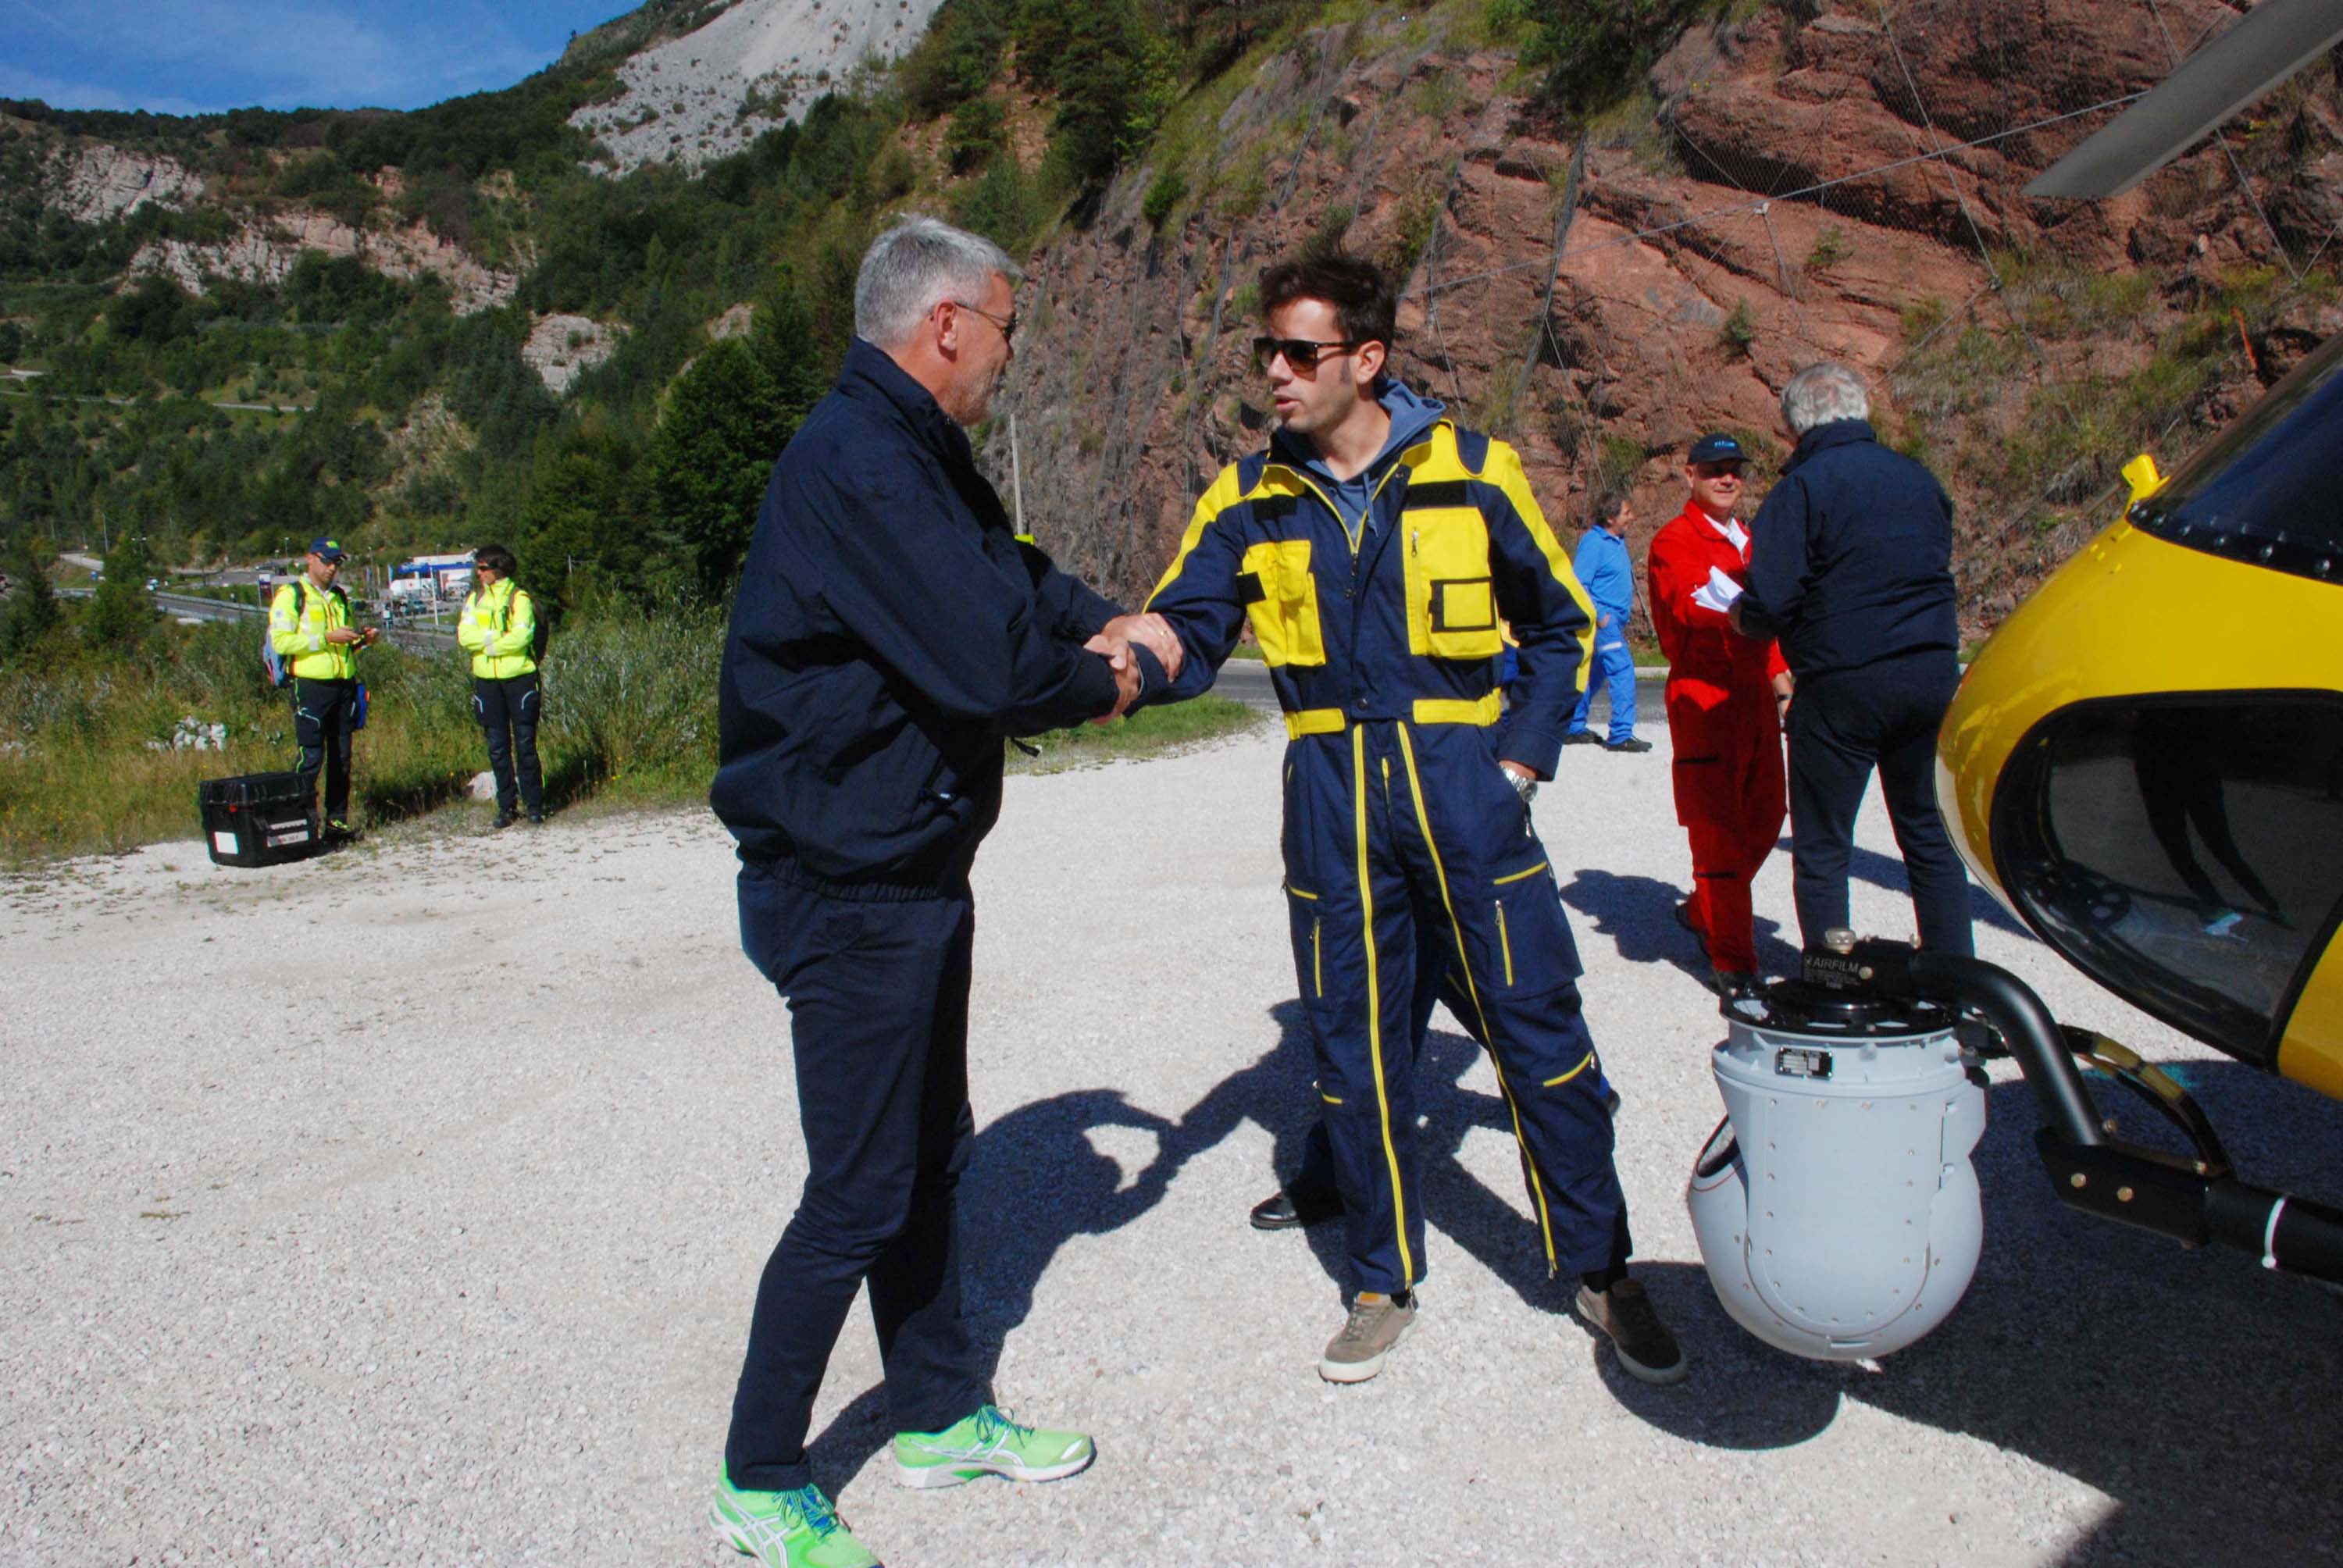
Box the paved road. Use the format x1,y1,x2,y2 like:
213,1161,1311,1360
5,728,2336,1566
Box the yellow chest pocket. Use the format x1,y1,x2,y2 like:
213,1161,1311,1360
1403,505,1501,660
1239,538,1327,668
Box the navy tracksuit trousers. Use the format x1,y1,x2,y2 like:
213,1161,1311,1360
1284,719,1631,1294
723,862,990,1491
1785,650,1974,957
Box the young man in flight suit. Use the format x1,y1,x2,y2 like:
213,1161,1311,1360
1130,253,1686,1387
1646,433,1793,994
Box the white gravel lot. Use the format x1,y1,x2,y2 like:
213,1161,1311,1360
5,719,2340,1567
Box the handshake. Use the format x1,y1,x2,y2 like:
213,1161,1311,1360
1083,612,1184,723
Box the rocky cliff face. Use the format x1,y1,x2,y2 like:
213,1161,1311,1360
48,140,205,223
992,1,2343,631
572,0,946,175
127,207,519,315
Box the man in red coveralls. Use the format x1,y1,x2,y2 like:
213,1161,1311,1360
1646,433,1795,996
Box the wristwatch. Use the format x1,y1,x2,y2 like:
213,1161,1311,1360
1507,768,1539,809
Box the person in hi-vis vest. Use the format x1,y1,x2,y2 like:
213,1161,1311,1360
455,543,544,827
269,536,378,836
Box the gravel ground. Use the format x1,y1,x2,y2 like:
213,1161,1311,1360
5,718,2341,1566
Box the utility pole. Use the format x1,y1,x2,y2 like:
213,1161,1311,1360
1009,411,1028,541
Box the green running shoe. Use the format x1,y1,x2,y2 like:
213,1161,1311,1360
892,1404,1094,1488
708,1474,879,1568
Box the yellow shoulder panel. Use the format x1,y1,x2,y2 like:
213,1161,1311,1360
1483,436,1596,639
1147,461,1254,607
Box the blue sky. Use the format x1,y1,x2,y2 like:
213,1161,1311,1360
0,0,636,116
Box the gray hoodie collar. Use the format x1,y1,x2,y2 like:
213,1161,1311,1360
1274,380,1447,490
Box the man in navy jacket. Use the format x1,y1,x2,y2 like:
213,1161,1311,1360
1730,361,1973,957
708,216,1173,1568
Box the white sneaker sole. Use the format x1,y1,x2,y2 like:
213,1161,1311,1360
894,1444,1095,1488
1318,1317,1413,1383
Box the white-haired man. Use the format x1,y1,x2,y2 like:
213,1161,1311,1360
1727,362,1973,958
707,215,1177,1568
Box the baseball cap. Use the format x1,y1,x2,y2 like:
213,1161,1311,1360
1687,433,1746,466
308,537,346,561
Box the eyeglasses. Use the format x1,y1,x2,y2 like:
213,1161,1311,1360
1692,463,1746,480
950,300,1018,345
1251,336,1363,374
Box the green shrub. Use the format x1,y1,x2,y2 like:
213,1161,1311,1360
1719,298,1757,358
1143,163,1189,230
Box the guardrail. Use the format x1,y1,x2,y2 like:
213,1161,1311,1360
144,587,458,650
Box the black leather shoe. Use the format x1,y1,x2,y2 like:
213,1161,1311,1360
492,811,517,830
526,811,546,825
1603,736,1654,753
1562,731,1601,746
1250,1185,1343,1231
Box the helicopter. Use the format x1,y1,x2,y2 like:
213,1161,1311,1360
1687,0,2343,1359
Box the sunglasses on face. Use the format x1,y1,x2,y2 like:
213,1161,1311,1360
951,300,1018,345
1694,464,1746,480
1251,336,1363,374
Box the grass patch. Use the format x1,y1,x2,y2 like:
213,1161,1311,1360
1,611,1263,861
1008,694,1262,774
0,609,721,863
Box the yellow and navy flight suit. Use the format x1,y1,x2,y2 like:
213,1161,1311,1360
1143,404,1630,1295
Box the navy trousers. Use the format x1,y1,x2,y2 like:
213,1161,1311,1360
1785,650,1974,957
471,673,543,815
291,677,356,821
724,863,989,1492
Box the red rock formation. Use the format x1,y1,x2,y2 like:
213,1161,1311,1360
993,1,2343,635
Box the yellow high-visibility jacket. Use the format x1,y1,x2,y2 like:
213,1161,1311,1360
269,579,358,681
456,579,538,679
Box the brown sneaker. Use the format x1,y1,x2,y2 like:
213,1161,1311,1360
1318,1291,1415,1384
1575,1278,1688,1384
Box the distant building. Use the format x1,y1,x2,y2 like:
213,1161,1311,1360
389,551,476,604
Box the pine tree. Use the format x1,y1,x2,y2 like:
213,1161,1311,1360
644,339,790,601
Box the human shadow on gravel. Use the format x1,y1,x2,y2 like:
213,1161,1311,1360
1601,1060,2343,1564
1556,867,1801,979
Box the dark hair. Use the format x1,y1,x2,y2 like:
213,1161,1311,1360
475,543,517,577
1258,251,1396,350
1588,489,1632,529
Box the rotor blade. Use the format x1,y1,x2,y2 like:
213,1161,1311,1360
2025,0,2343,199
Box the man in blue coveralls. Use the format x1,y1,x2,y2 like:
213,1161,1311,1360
1564,489,1649,751
1130,253,1687,1387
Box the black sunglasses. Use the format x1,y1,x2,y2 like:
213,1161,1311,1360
1251,336,1363,373
950,299,1018,345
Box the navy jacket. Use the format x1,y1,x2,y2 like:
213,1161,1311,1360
1737,419,1959,678
712,338,1140,887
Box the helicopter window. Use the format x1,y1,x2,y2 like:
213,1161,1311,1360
1992,693,2343,1067
2131,330,2343,585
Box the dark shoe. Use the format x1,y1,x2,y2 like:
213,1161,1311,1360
1603,736,1654,753
1712,969,1762,1003
1250,1184,1342,1231
492,811,517,830
526,811,546,825
1674,900,1708,957
1562,730,1601,746
1576,1278,1687,1384
323,818,357,843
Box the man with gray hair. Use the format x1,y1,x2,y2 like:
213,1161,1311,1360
707,214,1180,1568
1728,362,1974,959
